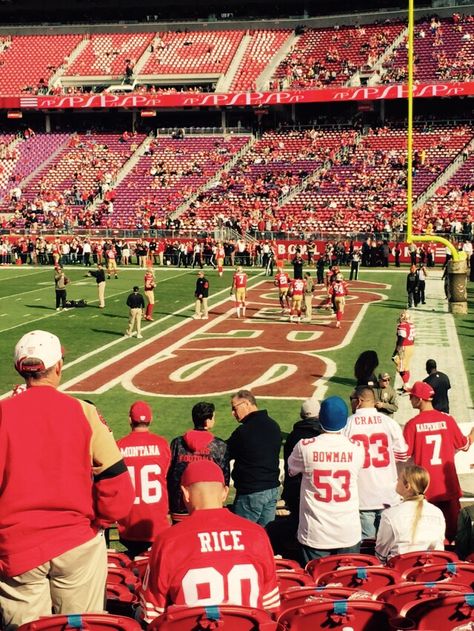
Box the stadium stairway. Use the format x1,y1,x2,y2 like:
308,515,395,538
216,34,251,92
257,31,300,91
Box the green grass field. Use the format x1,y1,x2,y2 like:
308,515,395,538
0,264,472,444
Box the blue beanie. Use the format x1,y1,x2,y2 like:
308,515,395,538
319,396,348,432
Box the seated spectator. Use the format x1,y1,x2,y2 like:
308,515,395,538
375,465,446,563
116,401,171,558
167,401,229,522
139,460,280,623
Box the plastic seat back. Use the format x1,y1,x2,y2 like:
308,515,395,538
387,550,458,574
17,614,142,631
315,566,400,593
276,570,314,591
400,593,474,630
274,558,303,572
107,550,132,568
306,553,380,580
148,605,277,630
276,599,398,630
106,567,141,592
373,580,469,611
402,562,474,588
279,585,365,613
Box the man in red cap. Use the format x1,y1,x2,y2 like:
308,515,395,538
404,381,474,541
116,401,171,557
139,460,280,624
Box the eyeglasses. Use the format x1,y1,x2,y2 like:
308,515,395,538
231,401,246,412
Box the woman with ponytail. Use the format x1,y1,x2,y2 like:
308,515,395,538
375,465,446,563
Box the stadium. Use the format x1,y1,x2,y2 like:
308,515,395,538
0,0,473,627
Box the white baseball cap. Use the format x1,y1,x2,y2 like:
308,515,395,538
15,330,63,373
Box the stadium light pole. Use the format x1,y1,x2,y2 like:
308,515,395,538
405,0,460,262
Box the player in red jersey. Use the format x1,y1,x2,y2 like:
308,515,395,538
328,273,349,328
274,267,291,313
139,460,280,623
404,381,474,542
117,401,171,557
230,266,248,318
143,266,156,321
216,242,226,277
392,310,415,391
106,246,118,279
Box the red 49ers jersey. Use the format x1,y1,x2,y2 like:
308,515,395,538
217,247,225,259
290,278,305,296
275,272,290,288
329,280,348,297
403,409,469,501
233,272,248,289
397,321,415,347
144,272,155,291
117,431,171,542
139,507,280,623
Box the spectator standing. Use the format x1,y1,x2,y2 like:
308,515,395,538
288,396,365,562
373,372,398,417
143,266,156,321
354,350,379,388
54,265,68,311
0,330,134,629
316,255,325,284
87,262,106,309
167,401,229,522
423,359,451,413
194,270,209,320
282,398,322,518
139,460,280,623
228,390,281,526
404,381,474,541
117,401,171,557
406,265,420,308
344,387,408,538
125,286,145,339
375,465,446,563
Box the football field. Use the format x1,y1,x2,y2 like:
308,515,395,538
0,264,473,460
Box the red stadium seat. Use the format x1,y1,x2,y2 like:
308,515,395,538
386,550,459,574
17,614,142,631
106,583,138,616
372,581,469,611
315,567,401,592
274,558,303,572
306,553,380,580
279,585,365,613
400,593,474,630
276,599,398,630
129,557,149,580
277,570,315,591
107,550,132,568
147,605,277,630
402,562,474,588
106,567,141,592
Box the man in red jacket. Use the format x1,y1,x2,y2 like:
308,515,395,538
0,330,134,630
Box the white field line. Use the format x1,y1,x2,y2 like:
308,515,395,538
0,271,191,335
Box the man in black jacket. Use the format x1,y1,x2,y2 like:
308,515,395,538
87,262,106,308
194,270,209,319
228,389,281,526
125,286,145,339
167,401,229,522
423,359,451,413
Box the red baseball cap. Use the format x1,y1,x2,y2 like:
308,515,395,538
408,381,434,400
129,401,152,423
181,460,225,487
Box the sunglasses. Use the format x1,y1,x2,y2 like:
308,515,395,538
381,378,390,382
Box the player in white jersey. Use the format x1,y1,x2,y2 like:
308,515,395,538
288,396,365,562
343,387,408,539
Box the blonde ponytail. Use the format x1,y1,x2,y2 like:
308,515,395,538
399,465,430,542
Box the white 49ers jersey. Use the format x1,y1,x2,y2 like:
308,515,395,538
343,407,408,509
288,433,365,549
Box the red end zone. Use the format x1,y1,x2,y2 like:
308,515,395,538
64,279,389,399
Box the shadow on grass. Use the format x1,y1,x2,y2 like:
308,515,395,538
320,375,356,388
25,304,56,310
91,329,125,337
